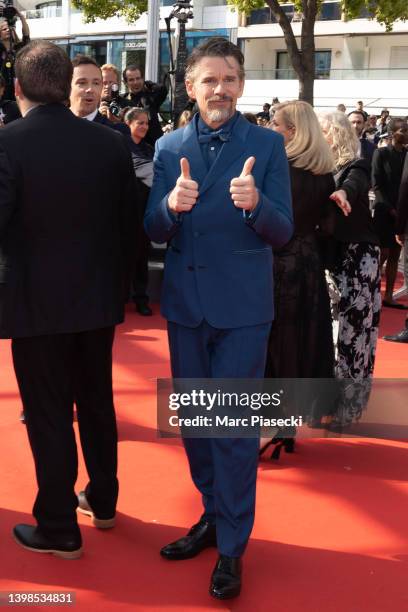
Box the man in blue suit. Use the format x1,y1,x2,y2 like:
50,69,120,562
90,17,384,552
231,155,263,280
145,38,293,600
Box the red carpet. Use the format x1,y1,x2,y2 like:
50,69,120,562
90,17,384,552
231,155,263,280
1,296,407,611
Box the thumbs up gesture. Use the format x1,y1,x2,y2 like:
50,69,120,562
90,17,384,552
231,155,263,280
230,157,259,212
168,158,199,213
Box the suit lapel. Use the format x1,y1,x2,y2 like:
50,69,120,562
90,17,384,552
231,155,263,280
199,114,250,197
180,118,207,187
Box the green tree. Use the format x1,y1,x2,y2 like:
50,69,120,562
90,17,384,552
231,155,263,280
71,0,147,23
228,0,408,104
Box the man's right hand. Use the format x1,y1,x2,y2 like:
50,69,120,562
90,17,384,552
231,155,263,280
168,158,199,213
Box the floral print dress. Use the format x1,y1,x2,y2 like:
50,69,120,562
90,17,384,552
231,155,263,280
330,242,382,426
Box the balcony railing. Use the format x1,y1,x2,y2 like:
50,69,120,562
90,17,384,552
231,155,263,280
246,68,408,80
23,7,62,19
247,2,370,25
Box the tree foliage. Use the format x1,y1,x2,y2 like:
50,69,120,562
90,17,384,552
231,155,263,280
228,0,408,32
71,0,147,23
343,0,408,32
226,0,408,102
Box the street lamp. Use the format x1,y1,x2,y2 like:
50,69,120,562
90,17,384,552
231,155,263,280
164,1,193,125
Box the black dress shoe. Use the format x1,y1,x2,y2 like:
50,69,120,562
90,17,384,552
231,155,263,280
77,491,115,529
210,554,242,600
135,302,152,316
13,524,82,560
383,328,408,343
160,519,216,560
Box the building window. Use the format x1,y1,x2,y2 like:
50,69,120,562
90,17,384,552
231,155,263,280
276,50,331,79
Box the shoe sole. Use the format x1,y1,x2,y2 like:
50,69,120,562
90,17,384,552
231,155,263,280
77,506,115,529
13,534,82,560
160,542,217,560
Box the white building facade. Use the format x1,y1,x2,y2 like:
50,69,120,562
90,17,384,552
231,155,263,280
16,0,408,115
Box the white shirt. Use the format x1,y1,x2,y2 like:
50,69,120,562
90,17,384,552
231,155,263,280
83,109,98,122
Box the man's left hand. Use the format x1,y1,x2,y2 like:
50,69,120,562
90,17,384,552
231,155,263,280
230,157,259,212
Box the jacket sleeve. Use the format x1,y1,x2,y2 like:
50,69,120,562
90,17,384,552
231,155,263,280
340,160,370,206
245,133,293,248
0,146,17,239
396,157,408,235
118,139,140,299
144,140,182,243
372,149,392,211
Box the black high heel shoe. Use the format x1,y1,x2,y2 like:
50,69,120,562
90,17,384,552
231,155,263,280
259,434,295,460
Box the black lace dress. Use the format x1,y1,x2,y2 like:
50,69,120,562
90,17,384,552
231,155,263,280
265,165,335,381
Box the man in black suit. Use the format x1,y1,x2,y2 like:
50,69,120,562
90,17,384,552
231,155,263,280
348,110,376,166
372,117,408,309
70,54,129,137
384,154,408,342
0,41,138,558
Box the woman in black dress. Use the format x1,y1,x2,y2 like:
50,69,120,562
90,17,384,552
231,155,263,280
125,108,154,316
261,101,336,457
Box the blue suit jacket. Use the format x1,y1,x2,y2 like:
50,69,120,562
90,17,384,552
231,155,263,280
145,112,293,329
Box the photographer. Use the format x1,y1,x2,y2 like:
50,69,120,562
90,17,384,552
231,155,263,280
0,6,30,100
122,64,168,145
99,63,124,124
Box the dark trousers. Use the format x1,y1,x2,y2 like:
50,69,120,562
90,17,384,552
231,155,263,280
12,326,118,537
131,228,150,305
167,319,271,557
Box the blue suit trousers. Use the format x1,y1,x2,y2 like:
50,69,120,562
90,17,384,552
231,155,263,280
167,319,271,557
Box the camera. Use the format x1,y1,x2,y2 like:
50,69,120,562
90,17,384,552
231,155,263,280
109,84,121,118
0,0,17,24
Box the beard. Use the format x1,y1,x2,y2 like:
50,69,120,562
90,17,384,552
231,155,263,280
204,99,234,124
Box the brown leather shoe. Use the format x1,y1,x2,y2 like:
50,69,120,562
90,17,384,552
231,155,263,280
77,491,115,529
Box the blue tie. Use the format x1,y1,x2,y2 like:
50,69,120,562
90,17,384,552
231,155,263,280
198,127,230,169
197,128,230,144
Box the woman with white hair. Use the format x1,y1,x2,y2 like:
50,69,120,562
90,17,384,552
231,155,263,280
320,111,381,428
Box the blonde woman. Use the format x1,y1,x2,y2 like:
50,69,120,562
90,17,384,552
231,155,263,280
319,111,381,428
261,101,336,457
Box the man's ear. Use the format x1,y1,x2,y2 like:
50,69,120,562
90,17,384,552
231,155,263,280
14,78,23,100
185,78,196,101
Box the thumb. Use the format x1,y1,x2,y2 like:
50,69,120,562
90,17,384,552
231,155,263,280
240,156,256,178
180,157,191,180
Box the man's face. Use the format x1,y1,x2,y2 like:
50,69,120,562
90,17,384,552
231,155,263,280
348,113,365,138
357,101,363,110
185,55,244,128
0,21,10,42
125,69,144,94
102,69,118,100
70,64,102,117
392,121,408,146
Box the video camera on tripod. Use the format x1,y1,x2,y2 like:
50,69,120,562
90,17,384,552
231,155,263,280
0,0,16,25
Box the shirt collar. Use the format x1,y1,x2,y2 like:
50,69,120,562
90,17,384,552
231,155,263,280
83,109,99,122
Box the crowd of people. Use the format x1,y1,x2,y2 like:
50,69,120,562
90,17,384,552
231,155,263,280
0,36,407,603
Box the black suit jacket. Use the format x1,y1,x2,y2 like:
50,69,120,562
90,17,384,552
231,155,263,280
396,154,408,235
372,145,407,213
0,103,138,338
93,111,130,137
